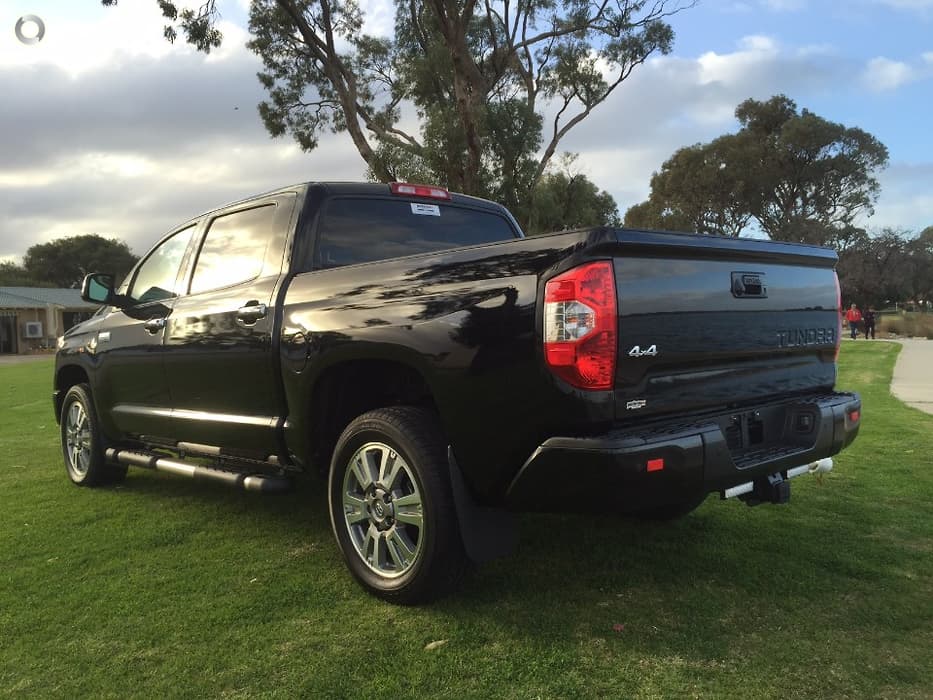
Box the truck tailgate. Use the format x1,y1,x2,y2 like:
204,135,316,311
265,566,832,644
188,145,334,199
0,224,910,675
612,229,839,421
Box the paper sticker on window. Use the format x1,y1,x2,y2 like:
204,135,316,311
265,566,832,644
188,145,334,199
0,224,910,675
410,203,441,216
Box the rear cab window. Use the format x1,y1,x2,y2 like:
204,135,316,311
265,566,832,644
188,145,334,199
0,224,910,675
314,197,519,269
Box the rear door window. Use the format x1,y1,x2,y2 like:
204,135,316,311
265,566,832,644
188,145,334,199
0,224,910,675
189,204,277,294
314,198,517,269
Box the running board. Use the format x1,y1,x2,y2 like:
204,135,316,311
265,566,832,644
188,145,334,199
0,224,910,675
105,448,291,493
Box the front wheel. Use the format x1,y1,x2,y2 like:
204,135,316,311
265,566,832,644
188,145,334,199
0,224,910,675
328,407,467,604
60,384,126,487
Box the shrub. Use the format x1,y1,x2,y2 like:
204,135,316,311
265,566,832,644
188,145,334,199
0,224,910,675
877,312,933,338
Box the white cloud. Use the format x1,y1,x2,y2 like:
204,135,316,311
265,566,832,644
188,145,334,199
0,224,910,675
204,20,252,63
0,1,260,76
0,2,188,76
553,34,854,210
866,163,933,231
721,2,754,12
877,0,933,10
761,0,805,11
870,192,933,231
0,138,365,259
358,0,396,37
863,57,915,90
738,35,780,52
697,36,779,86
0,26,367,259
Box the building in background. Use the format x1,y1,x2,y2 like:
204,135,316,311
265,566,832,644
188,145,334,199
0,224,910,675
0,288,99,354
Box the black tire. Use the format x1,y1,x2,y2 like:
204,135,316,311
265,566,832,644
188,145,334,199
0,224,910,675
328,406,467,604
60,384,127,487
631,492,708,521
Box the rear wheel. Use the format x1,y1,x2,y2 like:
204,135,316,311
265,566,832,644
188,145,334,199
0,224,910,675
61,384,126,487
328,406,467,604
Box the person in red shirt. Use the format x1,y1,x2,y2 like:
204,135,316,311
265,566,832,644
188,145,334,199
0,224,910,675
845,303,862,339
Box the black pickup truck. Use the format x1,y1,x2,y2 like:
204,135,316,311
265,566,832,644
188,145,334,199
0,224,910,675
55,181,860,603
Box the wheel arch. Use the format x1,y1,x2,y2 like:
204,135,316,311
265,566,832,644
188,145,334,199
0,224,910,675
302,356,440,474
54,364,90,423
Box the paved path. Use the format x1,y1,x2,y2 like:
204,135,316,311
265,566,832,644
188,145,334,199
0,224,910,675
890,339,933,415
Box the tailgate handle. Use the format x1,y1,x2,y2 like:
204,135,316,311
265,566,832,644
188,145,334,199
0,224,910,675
731,272,767,298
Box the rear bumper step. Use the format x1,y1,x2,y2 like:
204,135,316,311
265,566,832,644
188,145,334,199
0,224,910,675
721,457,833,505
105,448,291,493
505,391,859,513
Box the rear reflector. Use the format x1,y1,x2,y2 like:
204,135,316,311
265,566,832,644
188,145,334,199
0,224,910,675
543,261,617,390
848,409,860,423
646,458,665,472
390,182,451,200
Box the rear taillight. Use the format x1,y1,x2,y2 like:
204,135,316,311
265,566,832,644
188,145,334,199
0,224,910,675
543,261,617,390
389,182,451,200
834,272,842,361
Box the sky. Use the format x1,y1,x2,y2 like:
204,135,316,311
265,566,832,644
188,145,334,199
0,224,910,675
1,0,932,263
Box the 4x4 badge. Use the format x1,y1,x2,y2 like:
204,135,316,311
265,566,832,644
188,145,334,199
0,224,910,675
627,344,658,358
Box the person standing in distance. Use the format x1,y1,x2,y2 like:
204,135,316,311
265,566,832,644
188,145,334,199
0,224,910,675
863,306,876,340
845,303,863,340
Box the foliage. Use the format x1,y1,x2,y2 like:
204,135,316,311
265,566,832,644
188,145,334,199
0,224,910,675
836,226,933,309
908,225,933,305
521,154,621,234
2,344,931,697
104,0,689,230
0,262,51,287
878,313,933,339
625,95,890,245
18,235,138,289
101,0,223,51
624,132,757,236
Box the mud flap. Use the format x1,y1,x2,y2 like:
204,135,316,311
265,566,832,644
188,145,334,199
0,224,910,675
448,447,518,563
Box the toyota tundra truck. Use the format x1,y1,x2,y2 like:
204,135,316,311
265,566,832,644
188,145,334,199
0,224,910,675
54,181,861,603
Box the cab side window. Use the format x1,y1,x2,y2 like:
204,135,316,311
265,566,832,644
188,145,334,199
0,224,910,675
189,205,277,295
127,226,195,305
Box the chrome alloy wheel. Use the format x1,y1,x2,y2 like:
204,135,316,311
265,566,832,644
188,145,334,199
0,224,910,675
65,401,92,477
341,442,424,578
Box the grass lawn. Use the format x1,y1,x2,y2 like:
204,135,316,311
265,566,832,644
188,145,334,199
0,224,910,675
1,343,931,698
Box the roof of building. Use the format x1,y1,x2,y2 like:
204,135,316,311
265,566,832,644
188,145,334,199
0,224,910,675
0,287,98,310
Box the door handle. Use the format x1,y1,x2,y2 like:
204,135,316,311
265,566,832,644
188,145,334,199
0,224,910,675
237,302,268,324
144,318,166,334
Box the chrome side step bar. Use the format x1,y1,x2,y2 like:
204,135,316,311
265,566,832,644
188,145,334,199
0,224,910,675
105,448,291,493
721,458,834,503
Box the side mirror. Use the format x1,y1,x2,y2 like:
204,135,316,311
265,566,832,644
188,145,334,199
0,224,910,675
81,273,119,306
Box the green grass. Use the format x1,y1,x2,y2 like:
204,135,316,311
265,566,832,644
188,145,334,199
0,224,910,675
1,344,931,698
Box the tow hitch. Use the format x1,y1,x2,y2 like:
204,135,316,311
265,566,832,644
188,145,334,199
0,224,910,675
721,458,833,506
